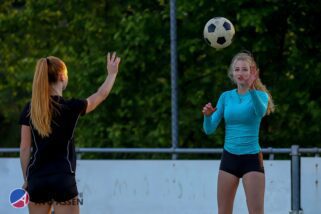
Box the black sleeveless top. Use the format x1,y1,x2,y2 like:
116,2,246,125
19,96,87,178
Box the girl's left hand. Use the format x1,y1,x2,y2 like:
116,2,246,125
246,66,258,89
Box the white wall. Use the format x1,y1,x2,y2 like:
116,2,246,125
3,158,317,214
301,157,321,213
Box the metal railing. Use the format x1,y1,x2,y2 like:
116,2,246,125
2,145,321,214
2,146,321,157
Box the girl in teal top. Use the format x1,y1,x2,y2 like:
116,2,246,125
202,51,274,214
203,89,269,155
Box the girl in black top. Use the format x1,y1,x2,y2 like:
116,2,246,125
19,52,120,214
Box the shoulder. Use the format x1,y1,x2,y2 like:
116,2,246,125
65,98,87,104
64,98,88,115
19,102,31,125
222,88,236,94
216,90,234,104
20,102,31,115
22,102,31,111
253,90,268,99
220,89,235,99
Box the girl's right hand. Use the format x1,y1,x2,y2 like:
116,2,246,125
202,102,216,116
22,181,28,190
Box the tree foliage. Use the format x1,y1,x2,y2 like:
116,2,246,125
1,0,320,155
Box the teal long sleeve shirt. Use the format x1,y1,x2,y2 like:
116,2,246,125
203,89,269,155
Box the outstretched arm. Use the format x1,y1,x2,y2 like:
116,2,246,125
86,52,121,114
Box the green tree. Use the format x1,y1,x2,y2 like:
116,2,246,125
1,0,320,157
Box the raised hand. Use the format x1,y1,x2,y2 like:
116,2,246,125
246,66,258,89
85,52,121,114
202,102,216,116
107,52,121,75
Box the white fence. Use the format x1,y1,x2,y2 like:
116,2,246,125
0,158,320,214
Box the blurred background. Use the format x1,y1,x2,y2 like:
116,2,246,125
1,0,321,159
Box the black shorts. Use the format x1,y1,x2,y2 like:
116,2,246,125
27,173,78,203
219,149,264,178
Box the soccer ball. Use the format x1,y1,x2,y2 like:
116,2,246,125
203,17,235,49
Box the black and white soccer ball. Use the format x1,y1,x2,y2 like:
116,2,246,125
203,17,235,49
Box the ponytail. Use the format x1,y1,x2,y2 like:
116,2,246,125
30,58,52,137
30,56,66,137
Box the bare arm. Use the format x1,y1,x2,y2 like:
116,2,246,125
20,125,31,188
86,52,121,114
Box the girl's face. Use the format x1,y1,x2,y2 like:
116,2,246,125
232,60,251,85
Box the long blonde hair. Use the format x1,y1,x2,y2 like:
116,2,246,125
30,56,67,137
228,52,275,115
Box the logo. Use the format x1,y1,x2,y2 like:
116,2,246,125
9,188,29,208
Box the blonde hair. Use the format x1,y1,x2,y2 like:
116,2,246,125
228,52,275,115
30,56,67,137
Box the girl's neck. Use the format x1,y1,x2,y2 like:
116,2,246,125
50,82,63,96
237,84,249,95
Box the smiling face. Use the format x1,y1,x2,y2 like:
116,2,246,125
232,59,251,85
228,52,259,87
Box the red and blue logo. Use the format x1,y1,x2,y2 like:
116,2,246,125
9,188,29,208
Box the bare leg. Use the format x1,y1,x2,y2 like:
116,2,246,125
53,196,80,214
217,170,240,214
28,201,52,214
242,172,265,214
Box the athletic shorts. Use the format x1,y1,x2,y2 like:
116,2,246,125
219,149,264,178
27,173,78,203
